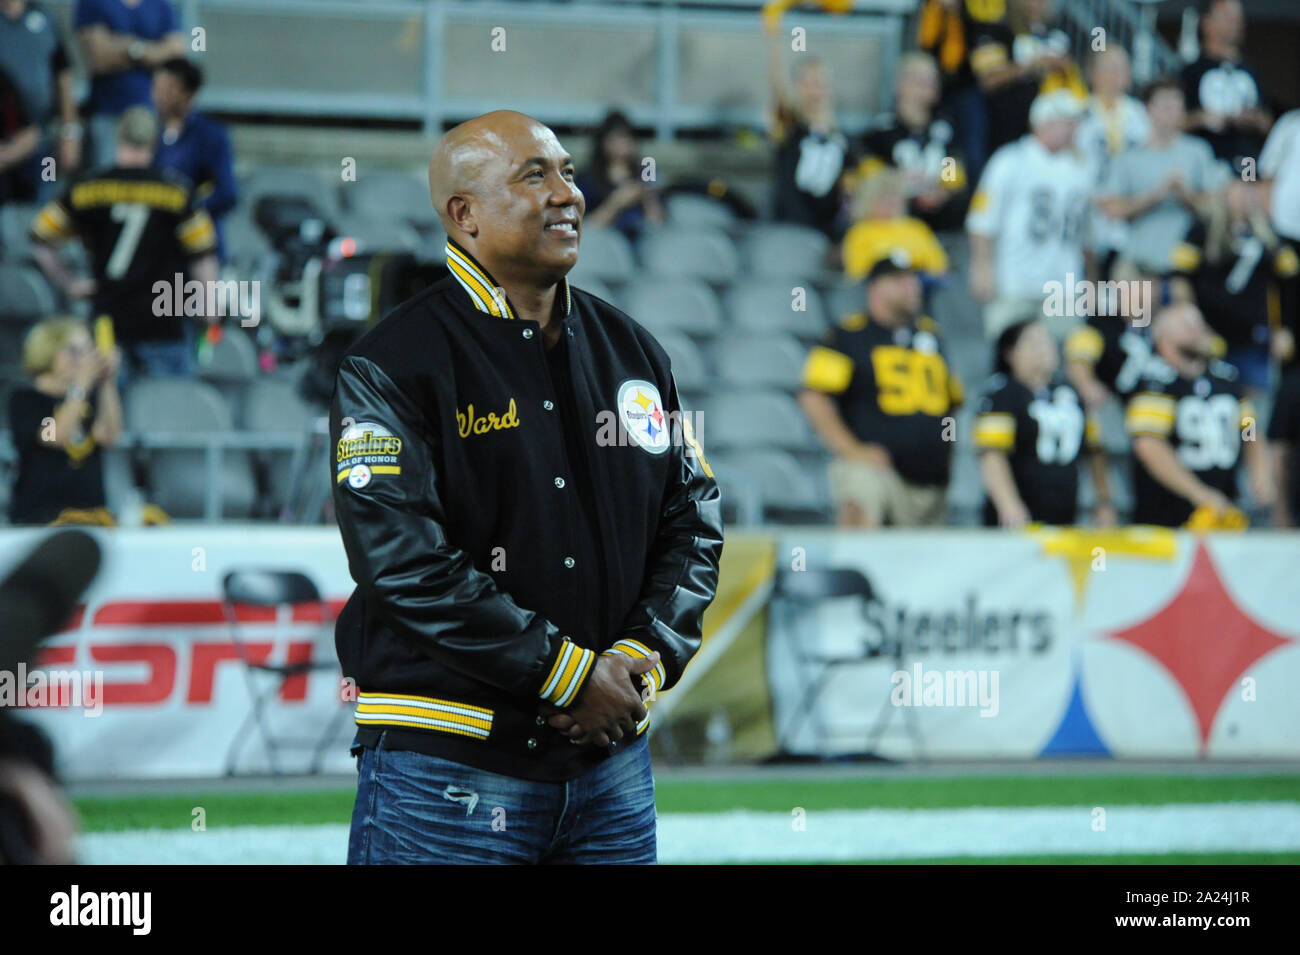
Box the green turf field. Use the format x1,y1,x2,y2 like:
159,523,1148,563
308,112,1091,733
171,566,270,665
71,773,1300,864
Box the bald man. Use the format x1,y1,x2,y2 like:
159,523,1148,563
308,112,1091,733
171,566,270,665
328,111,723,864
1125,303,1273,526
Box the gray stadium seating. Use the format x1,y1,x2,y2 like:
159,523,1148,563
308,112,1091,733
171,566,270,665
240,166,341,220
711,448,828,523
639,226,739,282
0,204,38,262
199,327,260,384
654,332,709,394
242,377,328,516
124,378,257,519
823,279,866,324
569,225,635,283
220,211,273,271
742,223,831,281
619,277,724,339
333,213,424,255
715,335,807,391
0,264,57,318
703,388,820,453
570,276,617,307
665,192,736,231
339,171,437,228
726,281,829,341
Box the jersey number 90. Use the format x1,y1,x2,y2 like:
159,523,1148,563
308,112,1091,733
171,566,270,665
1176,394,1241,471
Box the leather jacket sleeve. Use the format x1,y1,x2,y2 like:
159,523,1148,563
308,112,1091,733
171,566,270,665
611,375,724,693
330,355,597,707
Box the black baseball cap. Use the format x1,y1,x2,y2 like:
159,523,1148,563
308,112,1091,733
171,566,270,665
866,248,916,284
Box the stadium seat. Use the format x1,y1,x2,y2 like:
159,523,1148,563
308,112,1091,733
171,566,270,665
124,378,258,519
823,279,866,323
197,326,260,423
220,211,272,270
619,277,724,339
333,213,423,255
742,223,831,281
570,276,617,307
715,334,806,391
339,171,436,228
665,192,736,231
240,166,340,221
702,453,762,526
569,225,635,282
639,226,739,282
199,327,260,384
0,203,38,262
712,447,827,522
654,332,710,394
702,388,820,453
242,377,328,518
726,281,829,341
0,264,57,318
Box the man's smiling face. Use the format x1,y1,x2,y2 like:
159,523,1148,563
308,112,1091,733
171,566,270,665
474,122,586,281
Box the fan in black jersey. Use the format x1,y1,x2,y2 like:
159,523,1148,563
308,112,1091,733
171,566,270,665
857,53,969,231
763,5,853,241
799,253,964,527
974,319,1110,528
29,106,217,381
1168,181,1300,396
1064,313,1156,416
1126,304,1274,527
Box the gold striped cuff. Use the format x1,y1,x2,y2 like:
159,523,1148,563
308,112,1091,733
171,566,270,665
540,639,596,708
355,691,494,740
603,638,666,694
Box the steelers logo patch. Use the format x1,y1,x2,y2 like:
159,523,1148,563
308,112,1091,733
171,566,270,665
336,421,403,490
617,379,671,455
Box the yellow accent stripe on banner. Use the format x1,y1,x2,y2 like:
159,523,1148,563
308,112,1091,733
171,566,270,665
1031,525,1178,613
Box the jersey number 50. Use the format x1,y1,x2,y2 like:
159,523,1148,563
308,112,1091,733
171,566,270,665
872,346,951,416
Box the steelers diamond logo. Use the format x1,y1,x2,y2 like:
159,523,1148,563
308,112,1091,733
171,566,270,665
617,379,671,455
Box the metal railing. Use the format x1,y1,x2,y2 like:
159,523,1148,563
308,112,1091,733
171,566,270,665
1058,0,1183,83
41,0,908,139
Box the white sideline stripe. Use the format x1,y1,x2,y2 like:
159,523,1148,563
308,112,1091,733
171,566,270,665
77,803,1300,864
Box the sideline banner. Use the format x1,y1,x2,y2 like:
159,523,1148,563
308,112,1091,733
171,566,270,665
0,526,761,780
767,529,1300,759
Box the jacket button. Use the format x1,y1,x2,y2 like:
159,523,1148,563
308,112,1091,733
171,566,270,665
522,328,534,340
536,715,546,726
563,557,575,568
543,400,554,411
526,738,538,750
554,476,565,488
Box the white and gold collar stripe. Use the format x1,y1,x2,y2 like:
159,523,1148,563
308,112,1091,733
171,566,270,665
444,238,572,321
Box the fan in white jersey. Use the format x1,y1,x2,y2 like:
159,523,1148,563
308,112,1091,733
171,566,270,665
967,89,1092,341
1074,48,1150,276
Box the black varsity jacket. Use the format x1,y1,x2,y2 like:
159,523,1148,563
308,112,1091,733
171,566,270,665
329,238,724,781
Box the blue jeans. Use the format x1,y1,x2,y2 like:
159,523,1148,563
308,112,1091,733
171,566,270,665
118,328,197,391
347,731,658,865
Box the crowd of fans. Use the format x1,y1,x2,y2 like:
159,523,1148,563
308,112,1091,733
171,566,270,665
765,0,1298,531
1,0,1297,536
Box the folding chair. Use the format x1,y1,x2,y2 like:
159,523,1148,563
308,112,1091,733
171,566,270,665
772,567,924,760
221,570,352,775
